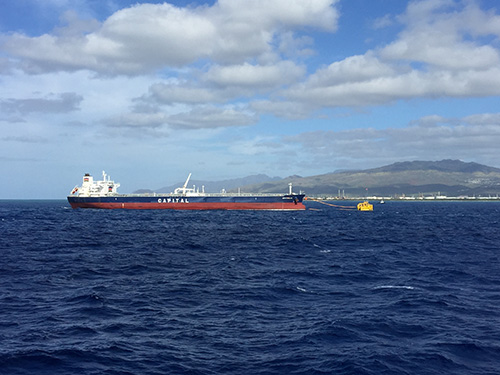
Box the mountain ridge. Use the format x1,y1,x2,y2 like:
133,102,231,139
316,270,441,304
134,160,500,197
236,160,500,197
369,159,500,174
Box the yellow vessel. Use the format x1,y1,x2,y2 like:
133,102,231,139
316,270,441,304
357,201,373,211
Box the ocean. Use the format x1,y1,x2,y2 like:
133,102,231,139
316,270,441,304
1,200,499,374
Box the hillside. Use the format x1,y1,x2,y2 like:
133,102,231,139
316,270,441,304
236,160,500,197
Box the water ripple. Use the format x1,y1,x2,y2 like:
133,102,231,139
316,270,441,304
1,200,500,374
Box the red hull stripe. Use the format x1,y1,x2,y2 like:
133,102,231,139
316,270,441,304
69,201,306,210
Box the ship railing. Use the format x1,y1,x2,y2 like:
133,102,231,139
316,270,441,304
122,192,294,197
74,192,303,198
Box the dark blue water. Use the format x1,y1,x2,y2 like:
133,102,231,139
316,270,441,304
1,200,500,375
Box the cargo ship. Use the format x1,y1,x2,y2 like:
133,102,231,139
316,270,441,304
68,171,306,210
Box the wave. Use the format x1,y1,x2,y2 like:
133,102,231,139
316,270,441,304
2,200,500,374
373,285,416,290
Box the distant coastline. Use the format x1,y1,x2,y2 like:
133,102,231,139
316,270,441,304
307,196,500,201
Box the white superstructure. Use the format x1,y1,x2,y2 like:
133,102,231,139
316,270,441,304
70,171,120,197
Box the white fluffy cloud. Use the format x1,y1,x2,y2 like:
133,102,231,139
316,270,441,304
380,0,500,70
258,0,500,115
4,0,499,120
1,0,339,75
282,65,500,109
145,60,306,106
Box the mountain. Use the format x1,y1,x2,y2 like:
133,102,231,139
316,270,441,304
133,174,281,194
236,160,500,197
371,160,500,174
133,160,500,197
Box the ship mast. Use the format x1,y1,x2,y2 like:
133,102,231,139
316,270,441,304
174,173,193,195
182,173,192,194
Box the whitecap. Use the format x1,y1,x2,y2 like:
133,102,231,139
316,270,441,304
374,285,415,290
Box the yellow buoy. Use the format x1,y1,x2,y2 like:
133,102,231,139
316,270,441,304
357,201,373,211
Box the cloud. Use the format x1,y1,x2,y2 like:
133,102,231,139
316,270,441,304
255,0,500,117
0,92,83,115
372,14,395,30
463,113,500,125
282,65,500,109
105,105,257,131
147,83,227,105
204,61,306,89
210,0,339,62
143,60,306,109
250,99,314,120
5,0,499,124
1,0,339,75
105,112,168,128
284,113,500,170
1,135,49,143
380,0,500,70
167,106,257,129
227,135,284,156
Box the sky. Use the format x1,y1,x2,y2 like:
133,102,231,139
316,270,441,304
1,0,500,198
